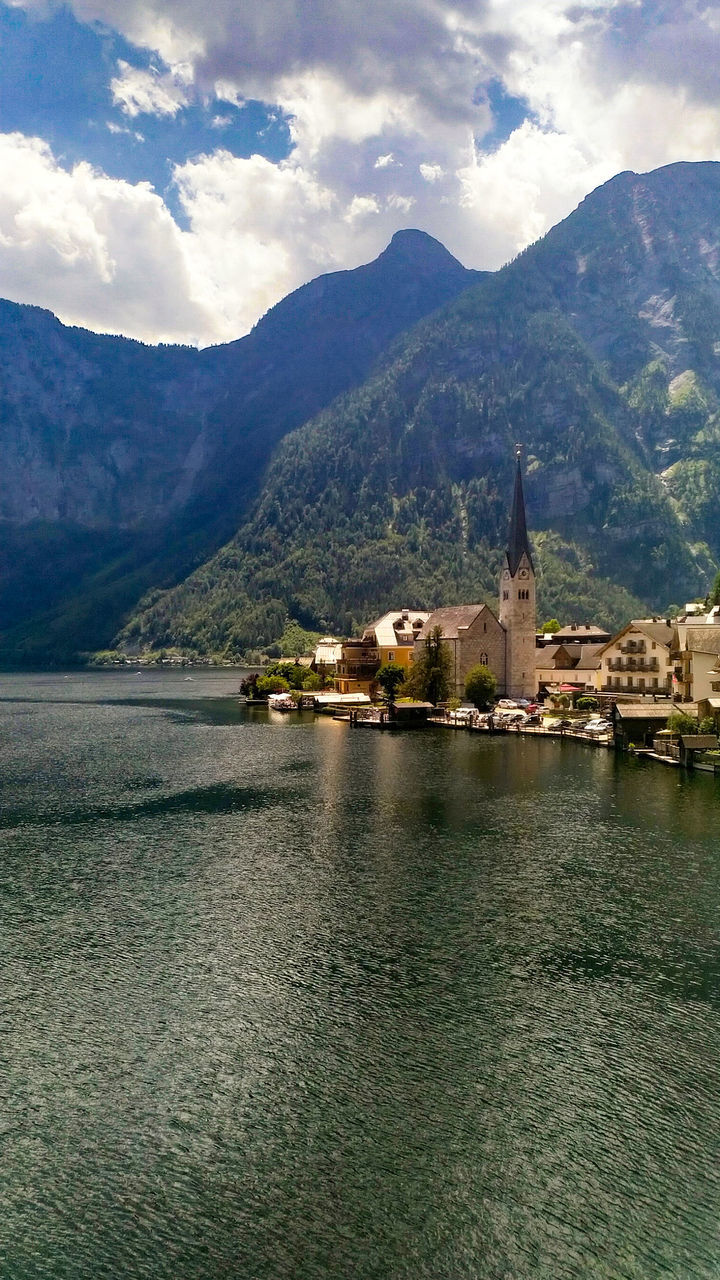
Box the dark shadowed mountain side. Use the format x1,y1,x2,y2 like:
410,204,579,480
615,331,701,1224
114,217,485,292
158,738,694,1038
120,161,720,659
0,231,481,663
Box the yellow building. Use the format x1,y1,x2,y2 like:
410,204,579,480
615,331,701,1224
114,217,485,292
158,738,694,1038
335,609,430,695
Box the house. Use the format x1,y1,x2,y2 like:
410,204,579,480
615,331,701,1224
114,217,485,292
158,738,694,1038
417,451,536,700
597,620,674,697
334,609,430,696
536,642,603,694
670,620,720,704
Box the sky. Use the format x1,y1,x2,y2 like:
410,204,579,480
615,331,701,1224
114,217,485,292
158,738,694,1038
1,1,720,347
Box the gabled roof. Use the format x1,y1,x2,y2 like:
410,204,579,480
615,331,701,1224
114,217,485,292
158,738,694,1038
572,644,604,669
418,604,500,641
675,626,720,656
597,619,674,655
506,455,534,576
536,644,565,664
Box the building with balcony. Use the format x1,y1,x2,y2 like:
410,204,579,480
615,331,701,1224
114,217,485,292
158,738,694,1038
670,619,720,703
597,620,674,697
334,609,430,695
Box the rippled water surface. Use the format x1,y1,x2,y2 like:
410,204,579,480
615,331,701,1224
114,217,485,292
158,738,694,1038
2,670,720,1279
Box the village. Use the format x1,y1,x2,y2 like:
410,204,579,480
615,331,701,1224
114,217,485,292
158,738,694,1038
244,454,720,774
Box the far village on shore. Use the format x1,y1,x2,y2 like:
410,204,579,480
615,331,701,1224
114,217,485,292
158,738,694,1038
105,451,720,774
232,452,720,775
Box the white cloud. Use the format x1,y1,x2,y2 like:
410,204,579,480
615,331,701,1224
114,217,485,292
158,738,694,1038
111,59,191,118
419,162,444,182
7,0,720,345
0,132,214,343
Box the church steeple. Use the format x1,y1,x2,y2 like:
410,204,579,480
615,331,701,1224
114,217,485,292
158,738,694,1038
499,445,536,700
506,446,534,576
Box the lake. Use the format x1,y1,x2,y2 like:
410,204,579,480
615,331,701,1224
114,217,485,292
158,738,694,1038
2,669,720,1279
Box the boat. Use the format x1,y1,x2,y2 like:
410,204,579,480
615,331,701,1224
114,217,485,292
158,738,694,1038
267,692,296,711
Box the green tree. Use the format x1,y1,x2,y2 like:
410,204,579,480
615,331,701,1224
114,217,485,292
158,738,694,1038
541,618,561,634
376,662,406,705
709,571,720,607
667,711,697,735
406,626,452,705
464,664,497,710
576,696,598,710
256,674,290,695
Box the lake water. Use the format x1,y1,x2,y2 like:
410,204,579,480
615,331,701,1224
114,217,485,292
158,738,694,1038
2,669,720,1279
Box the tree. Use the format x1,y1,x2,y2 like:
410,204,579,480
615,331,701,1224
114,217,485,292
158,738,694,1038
256,674,290,695
541,618,561,634
709,571,720,607
405,626,452,705
376,662,406,704
464,664,497,710
576,696,598,710
667,711,697,735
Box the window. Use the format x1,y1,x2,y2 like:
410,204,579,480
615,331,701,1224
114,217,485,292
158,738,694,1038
653,678,658,688
483,622,487,633
387,651,394,660
503,590,509,600
480,652,488,666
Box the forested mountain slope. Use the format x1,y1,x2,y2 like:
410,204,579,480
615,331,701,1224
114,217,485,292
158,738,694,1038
122,162,720,658
0,231,479,663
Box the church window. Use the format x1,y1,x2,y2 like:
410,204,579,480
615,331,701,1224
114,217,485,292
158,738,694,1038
503,590,509,601
480,652,488,666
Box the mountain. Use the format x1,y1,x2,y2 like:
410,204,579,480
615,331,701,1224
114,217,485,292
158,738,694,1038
0,230,480,663
120,161,720,659
4,162,720,666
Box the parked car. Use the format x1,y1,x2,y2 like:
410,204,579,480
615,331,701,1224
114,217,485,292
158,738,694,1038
496,698,518,709
585,718,612,734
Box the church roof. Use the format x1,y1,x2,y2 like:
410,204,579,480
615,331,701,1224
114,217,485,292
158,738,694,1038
418,604,499,640
506,454,534,575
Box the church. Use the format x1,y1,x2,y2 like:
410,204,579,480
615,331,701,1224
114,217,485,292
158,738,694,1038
415,451,537,700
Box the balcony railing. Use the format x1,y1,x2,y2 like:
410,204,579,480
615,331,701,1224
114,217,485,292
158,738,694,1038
607,659,659,672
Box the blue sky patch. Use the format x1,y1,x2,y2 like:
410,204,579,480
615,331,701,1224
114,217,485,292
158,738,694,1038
0,1,293,215
478,78,533,152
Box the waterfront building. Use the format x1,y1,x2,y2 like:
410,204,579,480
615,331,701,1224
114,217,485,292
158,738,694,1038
612,702,682,749
335,609,430,696
597,620,674,697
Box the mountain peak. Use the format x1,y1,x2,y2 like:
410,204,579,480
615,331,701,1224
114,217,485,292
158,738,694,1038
380,228,466,270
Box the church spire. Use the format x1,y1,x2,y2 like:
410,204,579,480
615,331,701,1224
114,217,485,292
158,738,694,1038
506,445,534,575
